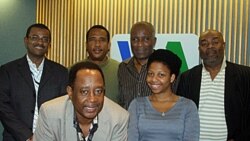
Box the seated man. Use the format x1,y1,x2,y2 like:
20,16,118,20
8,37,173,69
33,61,129,141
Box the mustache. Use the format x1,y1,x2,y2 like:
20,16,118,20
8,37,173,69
84,103,100,108
205,48,216,54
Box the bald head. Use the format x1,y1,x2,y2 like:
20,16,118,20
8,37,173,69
199,29,224,44
130,21,156,37
198,29,225,68
130,21,156,62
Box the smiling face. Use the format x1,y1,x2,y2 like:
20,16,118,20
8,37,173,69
86,28,110,63
130,23,156,62
68,69,105,121
146,61,175,95
199,30,225,68
24,27,51,60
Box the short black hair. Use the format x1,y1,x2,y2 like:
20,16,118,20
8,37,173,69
147,49,182,77
68,61,105,87
25,23,51,38
86,25,110,42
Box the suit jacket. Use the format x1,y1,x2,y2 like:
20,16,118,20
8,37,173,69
177,61,250,141
33,96,129,141
0,56,68,141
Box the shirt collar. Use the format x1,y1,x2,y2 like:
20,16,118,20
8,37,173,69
201,55,227,72
73,111,99,131
86,56,109,67
26,54,45,71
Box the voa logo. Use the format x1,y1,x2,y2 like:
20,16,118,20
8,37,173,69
111,34,199,73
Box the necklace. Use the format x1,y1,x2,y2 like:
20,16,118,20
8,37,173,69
149,94,176,117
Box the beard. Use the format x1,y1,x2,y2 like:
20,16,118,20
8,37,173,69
201,48,224,68
202,55,224,68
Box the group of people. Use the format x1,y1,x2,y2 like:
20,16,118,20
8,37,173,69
0,21,249,141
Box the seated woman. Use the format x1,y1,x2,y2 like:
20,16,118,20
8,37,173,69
128,49,199,141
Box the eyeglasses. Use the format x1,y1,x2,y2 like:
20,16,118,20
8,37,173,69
28,35,50,43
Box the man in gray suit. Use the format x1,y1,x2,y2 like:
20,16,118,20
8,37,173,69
33,61,129,141
0,23,68,141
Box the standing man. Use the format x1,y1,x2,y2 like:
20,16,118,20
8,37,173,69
33,61,129,141
0,23,68,141
85,25,119,103
118,21,157,109
177,29,250,140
